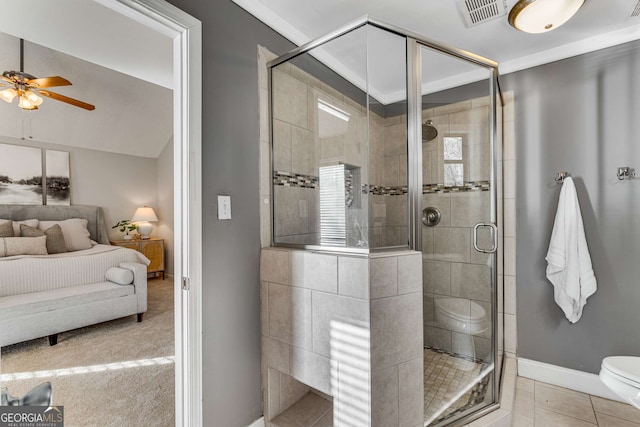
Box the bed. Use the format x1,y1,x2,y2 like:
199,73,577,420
0,205,149,347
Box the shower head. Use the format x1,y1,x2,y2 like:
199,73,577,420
422,120,438,142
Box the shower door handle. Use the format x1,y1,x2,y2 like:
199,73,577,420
473,223,498,254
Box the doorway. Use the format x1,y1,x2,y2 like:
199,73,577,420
0,1,202,425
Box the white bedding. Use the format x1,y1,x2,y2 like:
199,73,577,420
0,244,150,297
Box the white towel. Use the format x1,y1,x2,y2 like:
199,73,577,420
545,177,597,323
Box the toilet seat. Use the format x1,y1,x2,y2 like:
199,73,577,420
602,357,640,388
600,356,640,410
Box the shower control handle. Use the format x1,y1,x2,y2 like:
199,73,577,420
473,223,498,254
422,207,441,227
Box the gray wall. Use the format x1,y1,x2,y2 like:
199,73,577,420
501,40,640,373
0,136,161,242
164,0,294,425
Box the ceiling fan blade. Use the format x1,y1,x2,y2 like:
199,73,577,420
39,90,95,111
27,76,72,88
28,76,71,88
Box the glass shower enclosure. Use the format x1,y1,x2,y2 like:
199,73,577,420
268,16,502,426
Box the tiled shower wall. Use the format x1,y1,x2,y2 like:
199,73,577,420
260,47,517,357
271,58,369,245
370,114,409,248
420,98,494,360
501,92,517,359
260,248,424,426
268,49,409,248
417,94,517,366
259,46,519,420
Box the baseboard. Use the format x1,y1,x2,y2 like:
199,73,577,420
247,416,265,427
517,358,624,402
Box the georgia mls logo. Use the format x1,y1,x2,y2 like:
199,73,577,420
44,406,63,420
0,405,64,427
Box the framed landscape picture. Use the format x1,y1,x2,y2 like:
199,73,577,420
0,143,43,205
45,150,70,205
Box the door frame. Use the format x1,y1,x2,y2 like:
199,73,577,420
96,1,203,425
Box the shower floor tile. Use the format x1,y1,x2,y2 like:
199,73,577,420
424,347,490,426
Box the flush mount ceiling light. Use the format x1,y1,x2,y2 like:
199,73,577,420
508,0,586,34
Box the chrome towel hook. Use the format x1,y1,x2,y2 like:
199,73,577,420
555,171,569,184
617,167,635,181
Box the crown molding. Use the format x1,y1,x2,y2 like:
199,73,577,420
500,23,640,75
233,0,640,103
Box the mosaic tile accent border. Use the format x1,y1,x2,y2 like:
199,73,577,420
273,171,490,196
345,169,355,208
273,171,318,188
423,180,491,194
367,185,408,196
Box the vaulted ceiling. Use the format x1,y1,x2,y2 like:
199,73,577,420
0,0,173,158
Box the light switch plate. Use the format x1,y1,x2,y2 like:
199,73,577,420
218,195,231,220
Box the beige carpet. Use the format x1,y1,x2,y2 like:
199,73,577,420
1,278,175,427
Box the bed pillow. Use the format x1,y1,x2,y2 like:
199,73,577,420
0,236,48,257
0,219,39,237
0,220,13,237
38,219,91,252
20,224,68,254
105,267,134,285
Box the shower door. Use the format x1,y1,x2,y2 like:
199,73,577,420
415,43,499,426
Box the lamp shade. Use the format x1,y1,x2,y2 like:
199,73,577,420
508,0,585,34
0,88,17,103
131,206,158,222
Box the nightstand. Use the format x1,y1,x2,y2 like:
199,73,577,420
110,238,165,279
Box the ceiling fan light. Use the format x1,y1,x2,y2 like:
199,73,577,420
0,88,17,103
18,94,37,110
25,90,43,106
508,0,585,34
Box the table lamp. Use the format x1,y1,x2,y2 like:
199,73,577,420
131,206,158,239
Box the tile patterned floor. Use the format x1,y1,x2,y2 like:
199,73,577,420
513,377,640,427
424,347,490,425
270,392,333,427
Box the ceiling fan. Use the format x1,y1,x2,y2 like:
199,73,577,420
0,39,95,111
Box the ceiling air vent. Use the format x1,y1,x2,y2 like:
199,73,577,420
631,0,640,17
458,0,507,27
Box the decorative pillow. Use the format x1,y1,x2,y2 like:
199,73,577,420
38,219,91,252
0,219,39,237
0,220,13,237
105,267,134,285
18,224,43,238
20,224,67,254
0,236,48,257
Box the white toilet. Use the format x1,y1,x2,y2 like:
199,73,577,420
434,298,488,360
600,356,640,409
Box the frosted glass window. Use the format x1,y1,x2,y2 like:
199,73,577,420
444,137,463,160
443,136,464,186
444,164,463,186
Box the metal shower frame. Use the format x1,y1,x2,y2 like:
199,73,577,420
267,15,503,426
